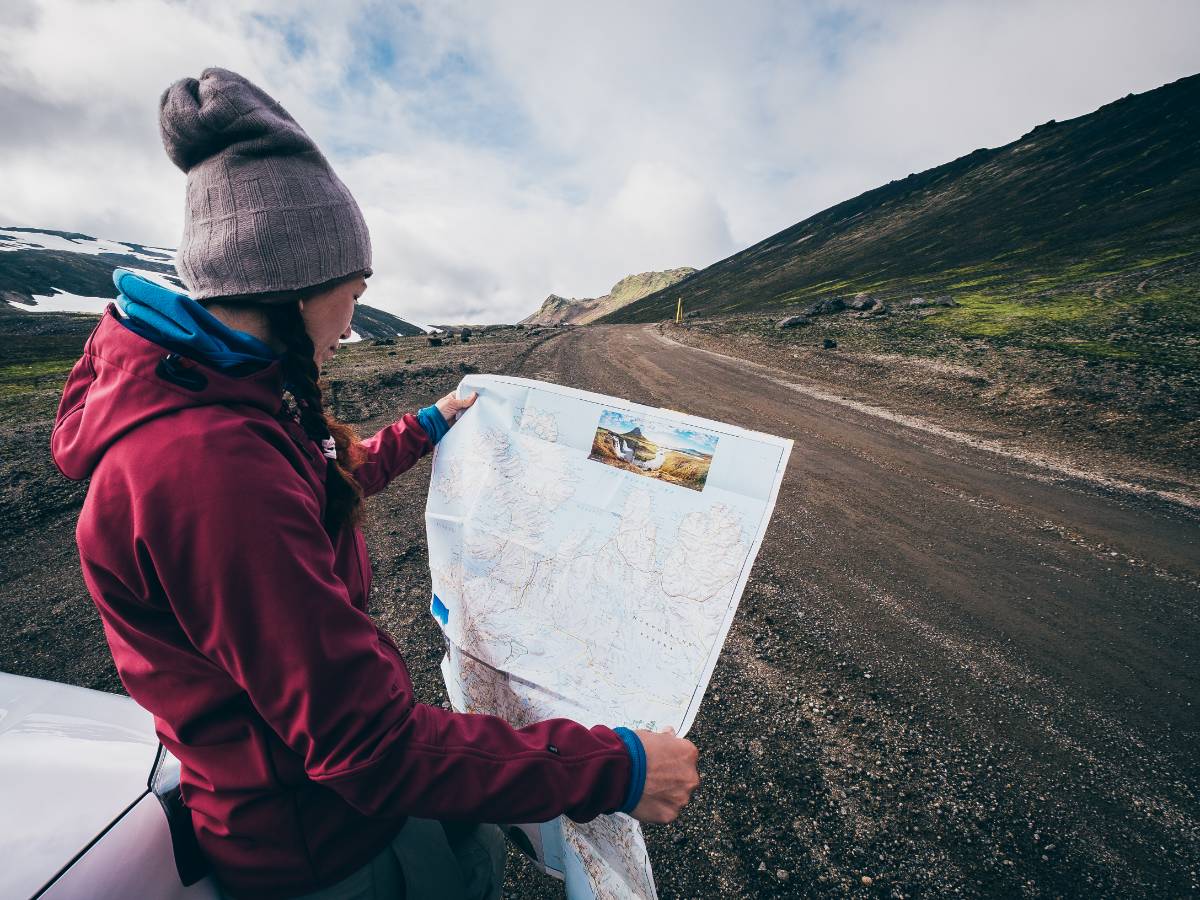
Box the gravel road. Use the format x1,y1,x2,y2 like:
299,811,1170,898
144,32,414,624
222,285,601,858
3,321,1197,898
508,324,1199,898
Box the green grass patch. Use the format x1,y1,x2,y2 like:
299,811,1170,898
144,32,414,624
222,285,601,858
0,356,79,394
943,273,1011,290
917,276,1199,370
928,292,1098,337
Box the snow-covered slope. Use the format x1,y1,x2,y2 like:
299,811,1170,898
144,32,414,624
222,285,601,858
0,227,175,264
0,226,185,314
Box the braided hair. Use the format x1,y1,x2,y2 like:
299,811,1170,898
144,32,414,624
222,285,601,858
202,273,369,538
264,298,368,537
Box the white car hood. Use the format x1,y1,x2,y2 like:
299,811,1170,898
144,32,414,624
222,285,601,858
0,672,159,899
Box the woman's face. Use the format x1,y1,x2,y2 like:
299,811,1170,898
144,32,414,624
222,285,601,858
299,276,366,366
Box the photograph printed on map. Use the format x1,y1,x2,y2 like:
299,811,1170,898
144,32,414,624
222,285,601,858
588,408,719,492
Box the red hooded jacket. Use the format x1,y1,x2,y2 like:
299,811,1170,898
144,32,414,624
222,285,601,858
50,305,632,898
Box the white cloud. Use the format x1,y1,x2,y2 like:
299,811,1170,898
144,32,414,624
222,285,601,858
0,0,1197,324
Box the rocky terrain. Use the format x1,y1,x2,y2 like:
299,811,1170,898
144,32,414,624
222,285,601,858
521,267,696,326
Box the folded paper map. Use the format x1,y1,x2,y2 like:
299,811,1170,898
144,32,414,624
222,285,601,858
426,374,792,898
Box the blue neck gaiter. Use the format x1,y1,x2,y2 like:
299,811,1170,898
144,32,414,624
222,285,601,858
112,268,280,371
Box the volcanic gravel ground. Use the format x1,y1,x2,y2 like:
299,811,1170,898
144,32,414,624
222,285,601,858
2,321,1197,898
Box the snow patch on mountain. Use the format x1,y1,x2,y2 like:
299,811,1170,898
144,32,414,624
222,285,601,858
18,289,113,315
0,227,173,265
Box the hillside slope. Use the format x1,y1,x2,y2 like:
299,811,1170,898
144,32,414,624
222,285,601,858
600,73,1200,357
522,267,695,325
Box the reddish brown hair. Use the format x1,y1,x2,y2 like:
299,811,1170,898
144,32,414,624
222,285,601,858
206,271,369,537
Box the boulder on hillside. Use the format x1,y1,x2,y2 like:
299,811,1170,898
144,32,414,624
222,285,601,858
846,292,878,311
802,297,846,316
823,338,838,349
427,336,443,347
777,315,812,329
372,338,396,346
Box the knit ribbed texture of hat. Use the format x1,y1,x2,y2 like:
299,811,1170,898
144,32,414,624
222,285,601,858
159,67,371,301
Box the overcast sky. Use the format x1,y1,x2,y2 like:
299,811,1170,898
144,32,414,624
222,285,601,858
1,1,1197,324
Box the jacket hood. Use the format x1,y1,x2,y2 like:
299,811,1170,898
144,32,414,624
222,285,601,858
51,295,289,481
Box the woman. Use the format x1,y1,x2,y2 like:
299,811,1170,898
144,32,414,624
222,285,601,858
50,68,698,900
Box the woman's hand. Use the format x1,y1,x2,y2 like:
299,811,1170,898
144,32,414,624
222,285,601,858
434,390,478,427
630,726,700,824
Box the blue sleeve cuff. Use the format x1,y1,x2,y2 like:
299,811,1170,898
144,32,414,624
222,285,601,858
613,727,646,815
415,405,450,445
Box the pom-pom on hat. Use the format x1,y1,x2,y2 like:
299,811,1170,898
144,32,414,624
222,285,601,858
159,67,371,302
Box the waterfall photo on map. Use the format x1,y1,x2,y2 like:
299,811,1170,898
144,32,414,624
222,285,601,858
588,408,719,491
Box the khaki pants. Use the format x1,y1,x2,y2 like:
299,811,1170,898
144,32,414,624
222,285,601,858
221,819,506,900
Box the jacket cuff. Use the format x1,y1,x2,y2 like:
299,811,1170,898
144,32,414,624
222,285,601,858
613,727,646,814
415,405,450,445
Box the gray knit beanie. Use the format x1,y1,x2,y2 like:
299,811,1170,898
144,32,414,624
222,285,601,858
159,67,372,301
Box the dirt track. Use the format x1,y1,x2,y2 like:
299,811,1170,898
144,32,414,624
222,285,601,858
3,321,1198,898
508,324,1200,898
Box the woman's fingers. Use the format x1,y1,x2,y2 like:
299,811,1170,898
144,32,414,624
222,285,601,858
435,390,478,425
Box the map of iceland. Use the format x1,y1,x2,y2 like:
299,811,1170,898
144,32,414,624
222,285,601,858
425,375,792,898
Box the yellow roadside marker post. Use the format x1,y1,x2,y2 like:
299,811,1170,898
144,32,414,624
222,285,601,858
675,297,683,323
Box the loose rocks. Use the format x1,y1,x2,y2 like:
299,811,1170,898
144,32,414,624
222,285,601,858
906,295,957,309
846,292,878,311
777,315,812,329
802,297,847,316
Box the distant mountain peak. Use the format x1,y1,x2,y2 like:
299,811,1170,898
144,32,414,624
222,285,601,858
521,267,696,326
519,294,579,325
